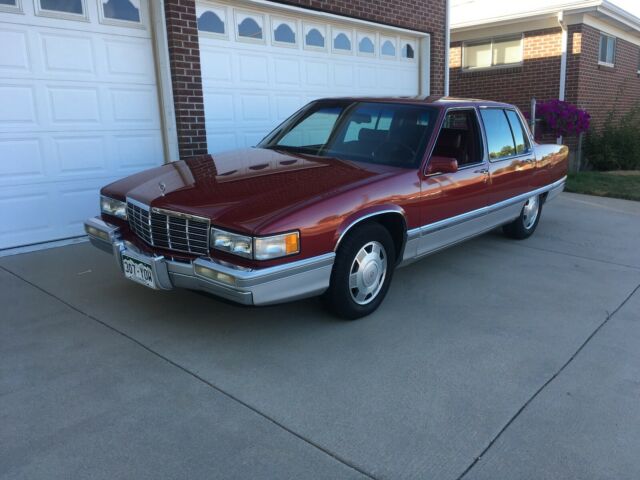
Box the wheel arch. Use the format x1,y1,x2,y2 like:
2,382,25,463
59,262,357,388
334,209,408,263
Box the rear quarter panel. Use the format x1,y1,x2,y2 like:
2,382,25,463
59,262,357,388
534,144,569,187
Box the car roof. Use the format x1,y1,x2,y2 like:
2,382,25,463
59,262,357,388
313,96,515,109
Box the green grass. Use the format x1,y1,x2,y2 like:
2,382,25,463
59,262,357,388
566,171,640,202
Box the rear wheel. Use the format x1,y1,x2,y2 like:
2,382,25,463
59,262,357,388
323,223,396,319
503,194,542,239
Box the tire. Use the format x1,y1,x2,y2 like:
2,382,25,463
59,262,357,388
503,194,543,240
323,223,396,320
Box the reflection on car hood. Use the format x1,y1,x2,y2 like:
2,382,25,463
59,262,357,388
108,148,401,233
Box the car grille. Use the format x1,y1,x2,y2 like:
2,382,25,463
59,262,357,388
126,200,210,256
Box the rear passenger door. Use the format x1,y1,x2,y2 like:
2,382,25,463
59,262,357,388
480,108,536,205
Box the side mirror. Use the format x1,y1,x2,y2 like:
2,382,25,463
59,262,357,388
426,156,458,175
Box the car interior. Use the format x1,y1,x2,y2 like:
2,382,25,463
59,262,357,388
432,109,484,167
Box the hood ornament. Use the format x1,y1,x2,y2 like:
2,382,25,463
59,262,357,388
158,181,166,196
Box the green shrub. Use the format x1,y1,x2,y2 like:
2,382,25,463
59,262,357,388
586,106,640,171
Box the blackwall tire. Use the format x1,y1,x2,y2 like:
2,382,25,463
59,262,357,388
323,223,396,320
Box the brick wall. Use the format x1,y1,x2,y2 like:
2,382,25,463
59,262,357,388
449,28,563,114
164,0,207,158
568,24,640,131
271,0,447,95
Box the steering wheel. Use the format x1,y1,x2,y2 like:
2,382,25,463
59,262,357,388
373,141,416,165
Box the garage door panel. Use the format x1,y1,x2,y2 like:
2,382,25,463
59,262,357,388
40,32,96,75
0,138,45,180
0,29,30,71
53,135,107,175
198,1,423,154
0,0,163,249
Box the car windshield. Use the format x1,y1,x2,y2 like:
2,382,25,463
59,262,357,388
258,101,439,168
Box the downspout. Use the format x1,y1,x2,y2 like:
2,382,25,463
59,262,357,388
444,0,450,96
557,11,568,145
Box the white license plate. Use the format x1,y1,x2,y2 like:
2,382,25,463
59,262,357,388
122,255,156,289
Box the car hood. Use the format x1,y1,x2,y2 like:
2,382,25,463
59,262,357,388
105,148,401,233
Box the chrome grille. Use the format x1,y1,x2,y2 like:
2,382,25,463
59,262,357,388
126,200,210,256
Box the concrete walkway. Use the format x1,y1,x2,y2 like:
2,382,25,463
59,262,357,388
1,192,639,479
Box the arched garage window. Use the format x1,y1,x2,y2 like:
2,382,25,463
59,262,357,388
304,24,325,49
357,33,375,55
198,9,225,35
273,19,296,45
101,0,141,23
237,13,263,41
333,32,351,52
401,41,415,59
381,38,396,57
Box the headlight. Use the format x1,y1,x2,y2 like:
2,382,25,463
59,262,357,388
100,195,127,220
211,228,252,258
255,232,299,260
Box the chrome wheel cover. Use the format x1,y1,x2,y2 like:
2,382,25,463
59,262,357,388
522,195,540,230
349,241,388,305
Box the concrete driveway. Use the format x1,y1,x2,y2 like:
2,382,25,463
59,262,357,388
2,192,640,480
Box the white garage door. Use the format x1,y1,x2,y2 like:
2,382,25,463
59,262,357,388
0,0,163,250
197,1,425,154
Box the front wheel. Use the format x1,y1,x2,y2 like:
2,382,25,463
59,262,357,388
503,194,542,239
323,223,396,320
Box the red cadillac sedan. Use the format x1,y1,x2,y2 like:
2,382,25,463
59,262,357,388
85,97,568,319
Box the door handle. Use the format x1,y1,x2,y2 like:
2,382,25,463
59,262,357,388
474,168,489,183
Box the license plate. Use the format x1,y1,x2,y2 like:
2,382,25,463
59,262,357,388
122,255,156,289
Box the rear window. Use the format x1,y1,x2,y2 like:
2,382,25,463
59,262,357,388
480,109,517,160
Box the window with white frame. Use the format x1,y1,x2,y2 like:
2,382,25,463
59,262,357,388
599,33,616,66
272,17,296,45
463,35,523,70
0,0,21,12
36,0,86,18
380,36,396,58
357,32,375,55
304,23,325,49
236,11,264,42
332,28,352,53
197,6,226,35
100,0,141,24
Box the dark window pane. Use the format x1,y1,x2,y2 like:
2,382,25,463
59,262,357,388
103,0,140,22
381,40,395,56
402,43,414,59
198,11,225,33
359,37,374,54
238,17,262,39
481,109,516,160
40,0,83,14
0,0,17,6
505,110,530,154
306,28,324,47
333,33,351,51
274,23,295,43
434,110,483,166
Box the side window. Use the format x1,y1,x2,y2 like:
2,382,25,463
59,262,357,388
505,110,530,154
480,109,516,160
433,109,483,166
278,107,342,148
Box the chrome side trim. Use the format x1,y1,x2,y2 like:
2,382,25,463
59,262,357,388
407,176,567,241
335,209,406,251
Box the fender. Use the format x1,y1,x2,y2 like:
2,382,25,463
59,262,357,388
333,206,408,253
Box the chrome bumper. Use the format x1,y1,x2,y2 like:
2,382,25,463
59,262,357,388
83,217,334,306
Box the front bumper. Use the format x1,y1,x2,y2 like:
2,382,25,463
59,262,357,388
84,217,334,306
